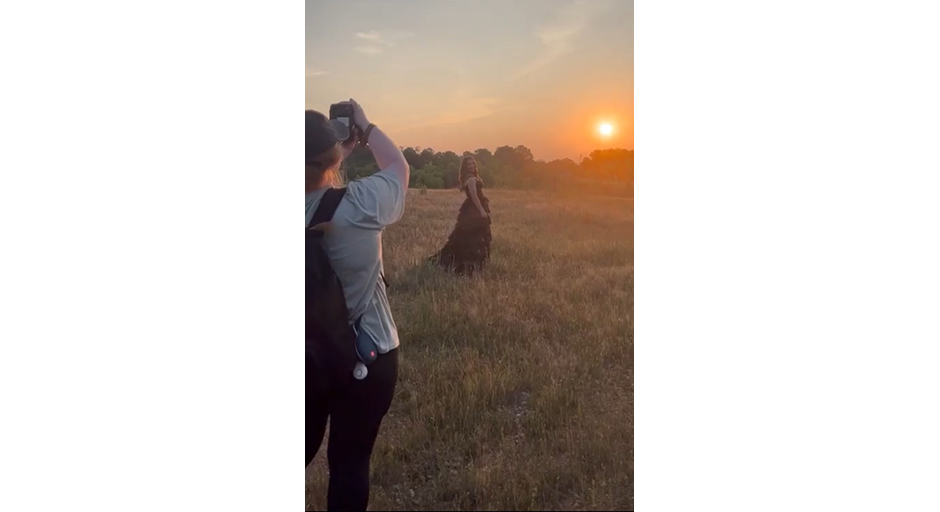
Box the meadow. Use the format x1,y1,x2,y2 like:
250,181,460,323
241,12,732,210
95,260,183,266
306,188,634,511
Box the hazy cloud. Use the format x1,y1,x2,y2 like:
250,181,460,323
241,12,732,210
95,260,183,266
399,88,500,131
354,30,414,51
355,46,384,55
306,70,329,77
514,0,614,79
355,31,382,41
437,96,500,125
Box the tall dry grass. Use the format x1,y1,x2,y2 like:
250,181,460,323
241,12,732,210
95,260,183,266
307,189,634,511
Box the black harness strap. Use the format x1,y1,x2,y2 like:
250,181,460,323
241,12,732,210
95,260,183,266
308,188,348,237
309,187,391,290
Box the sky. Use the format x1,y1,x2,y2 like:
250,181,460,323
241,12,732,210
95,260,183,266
306,0,633,162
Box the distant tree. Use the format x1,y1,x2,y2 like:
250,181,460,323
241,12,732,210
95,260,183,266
581,149,634,182
423,174,444,189
402,147,424,169
493,145,515,168
342,145,378,180
473,148,493,166
379,142,630,196
442,161,460,188
420,147,436,163
435,150,460,170
514,145,534,165
494,145,534,171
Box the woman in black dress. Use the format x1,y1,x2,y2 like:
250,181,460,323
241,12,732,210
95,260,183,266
429,156,492,275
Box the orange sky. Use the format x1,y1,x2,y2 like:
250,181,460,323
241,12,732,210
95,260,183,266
306,0,633,162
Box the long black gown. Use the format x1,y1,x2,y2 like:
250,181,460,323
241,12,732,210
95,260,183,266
429,179,492,275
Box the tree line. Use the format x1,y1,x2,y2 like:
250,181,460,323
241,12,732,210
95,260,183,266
342,144,634,196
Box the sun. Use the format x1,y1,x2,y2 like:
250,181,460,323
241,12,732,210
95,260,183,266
599,123,614,136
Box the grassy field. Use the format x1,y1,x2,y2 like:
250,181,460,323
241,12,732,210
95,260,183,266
306,188,634,511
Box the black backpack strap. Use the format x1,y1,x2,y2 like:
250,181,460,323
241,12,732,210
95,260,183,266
308,187,348,235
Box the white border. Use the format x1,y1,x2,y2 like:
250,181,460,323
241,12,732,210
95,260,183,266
2,1,940,511
638,1,940,510
0,2,303,511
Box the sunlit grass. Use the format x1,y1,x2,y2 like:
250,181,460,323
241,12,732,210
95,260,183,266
306,189,634,511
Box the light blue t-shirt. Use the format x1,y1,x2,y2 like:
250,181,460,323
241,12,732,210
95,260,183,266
305,167,407,354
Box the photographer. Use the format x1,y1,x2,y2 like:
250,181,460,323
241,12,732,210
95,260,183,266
305,99,409,511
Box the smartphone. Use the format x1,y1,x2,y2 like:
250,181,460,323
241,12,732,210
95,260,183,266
329,103,355,141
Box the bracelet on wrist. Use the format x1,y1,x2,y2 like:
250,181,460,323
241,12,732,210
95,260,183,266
361,123,376,145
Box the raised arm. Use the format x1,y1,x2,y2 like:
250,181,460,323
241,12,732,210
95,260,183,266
335,99,410,228
349,99,409,186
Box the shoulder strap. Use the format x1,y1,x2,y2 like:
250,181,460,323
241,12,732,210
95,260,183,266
308,187,348,232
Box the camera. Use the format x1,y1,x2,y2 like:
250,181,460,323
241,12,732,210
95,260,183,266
329,103,356,143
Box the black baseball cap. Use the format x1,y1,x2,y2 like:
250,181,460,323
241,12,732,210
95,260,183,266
306,110,350,163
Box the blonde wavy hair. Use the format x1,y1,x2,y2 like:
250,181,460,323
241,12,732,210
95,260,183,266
305,145,345,191
458,156,482,192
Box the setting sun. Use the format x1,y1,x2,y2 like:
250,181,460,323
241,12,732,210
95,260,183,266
599,123,614,136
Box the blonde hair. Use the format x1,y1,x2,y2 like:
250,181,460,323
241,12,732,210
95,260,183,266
305,145,345,190
458,156,482,192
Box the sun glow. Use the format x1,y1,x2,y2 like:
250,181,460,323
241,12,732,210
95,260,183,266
599,123,614,137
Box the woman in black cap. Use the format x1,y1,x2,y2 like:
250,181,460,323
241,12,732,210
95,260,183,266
306,99,409,511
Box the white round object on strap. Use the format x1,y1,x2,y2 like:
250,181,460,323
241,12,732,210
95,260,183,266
353,362,368,381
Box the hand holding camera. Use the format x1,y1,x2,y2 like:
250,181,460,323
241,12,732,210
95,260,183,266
349,99,371,132
325,98,407,185
329,99,374,153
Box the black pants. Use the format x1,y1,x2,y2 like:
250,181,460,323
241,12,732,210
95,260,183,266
306,349,399,511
